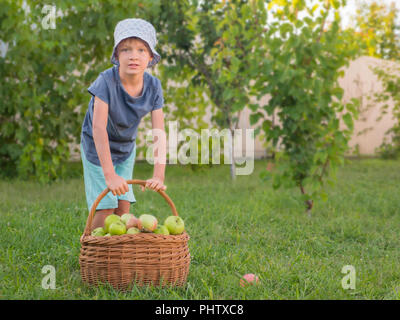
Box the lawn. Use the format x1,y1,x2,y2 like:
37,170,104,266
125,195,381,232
1,158,400,299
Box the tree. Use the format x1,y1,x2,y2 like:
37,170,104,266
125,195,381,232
373,62,400,159
0,0,268,182
349,1,400,158
255,0,360,214
0,0,155,182
352,0,400,60
151,0,268,179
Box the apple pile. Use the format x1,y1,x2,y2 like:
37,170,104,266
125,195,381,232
91,213,185,237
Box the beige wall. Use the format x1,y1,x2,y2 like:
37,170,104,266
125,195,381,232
338,56,399,155
71,55,400,161
238,55,400,158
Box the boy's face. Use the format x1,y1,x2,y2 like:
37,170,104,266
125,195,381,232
116,37,153,76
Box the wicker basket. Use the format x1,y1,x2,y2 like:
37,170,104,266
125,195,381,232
79,179,190,290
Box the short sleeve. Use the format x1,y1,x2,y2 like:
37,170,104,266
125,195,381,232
87,73,110,105
152,79,164,111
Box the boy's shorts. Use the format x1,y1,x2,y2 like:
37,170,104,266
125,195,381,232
80,144,136,212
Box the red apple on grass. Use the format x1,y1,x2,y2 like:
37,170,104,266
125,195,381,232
240,273,260,287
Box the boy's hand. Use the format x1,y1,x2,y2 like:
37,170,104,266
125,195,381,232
105,173,129,196
141,177,166,192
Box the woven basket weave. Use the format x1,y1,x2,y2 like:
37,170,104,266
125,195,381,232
79,179,190,290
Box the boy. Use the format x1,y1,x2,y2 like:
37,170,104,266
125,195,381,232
80,18,166,231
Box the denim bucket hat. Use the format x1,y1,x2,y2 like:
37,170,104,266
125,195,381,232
111,18,161,67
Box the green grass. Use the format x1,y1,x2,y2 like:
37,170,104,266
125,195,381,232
1,158,400,299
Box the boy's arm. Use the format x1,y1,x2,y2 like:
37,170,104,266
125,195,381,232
92,96,129,196
141,108,167,192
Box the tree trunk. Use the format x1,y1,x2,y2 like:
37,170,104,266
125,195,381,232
299,183,313,217
227,116,236,181
229,127,236,180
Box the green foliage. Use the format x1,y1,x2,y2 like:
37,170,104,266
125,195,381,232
208,0,267,127
2,0,267,181
1,0,380,205
0,0,155,183
152,0,268,177
372,63,400,159
256,0,360,212
351,0,400,60
349,1,400,160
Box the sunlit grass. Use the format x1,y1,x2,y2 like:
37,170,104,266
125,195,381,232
1,158,400,299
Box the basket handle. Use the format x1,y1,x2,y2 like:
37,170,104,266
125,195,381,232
83,179,178,236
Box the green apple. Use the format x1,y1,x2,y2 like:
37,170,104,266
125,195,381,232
109,221,126,235
164,216,185,235
139,214,158,232
104,214,120,233
153,225,170,235
91,227,105,237
120,213,135,225
126,227,141,234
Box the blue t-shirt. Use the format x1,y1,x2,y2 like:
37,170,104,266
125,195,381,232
80,65,164,166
